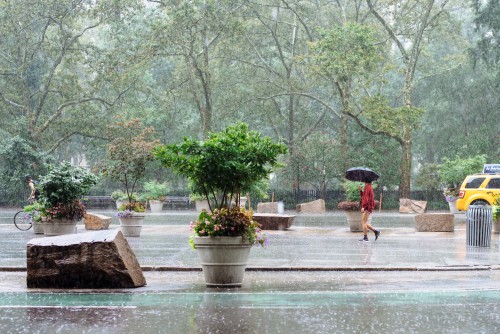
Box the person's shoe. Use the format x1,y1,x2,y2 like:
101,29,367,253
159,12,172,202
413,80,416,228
358,237,369,242
374,230,380,241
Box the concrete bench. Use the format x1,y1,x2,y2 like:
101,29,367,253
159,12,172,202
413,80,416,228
253,213,295,230
165,196,190,209
415,213,454,232
82,196,115,209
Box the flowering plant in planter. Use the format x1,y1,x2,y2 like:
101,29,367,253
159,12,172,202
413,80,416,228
115,202,146,218
189,207,267,248
443,187,459,203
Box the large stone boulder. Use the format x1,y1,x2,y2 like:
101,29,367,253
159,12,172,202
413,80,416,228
296,199,325,214
84,213,112,230
27,229,146,289
257,202,279,214
253,214,295,230
399,198,427,214
415,213,454,232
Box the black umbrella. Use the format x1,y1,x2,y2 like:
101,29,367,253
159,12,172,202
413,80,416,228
345,167,380,183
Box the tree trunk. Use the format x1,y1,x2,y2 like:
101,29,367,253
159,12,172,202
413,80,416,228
399,126,412,198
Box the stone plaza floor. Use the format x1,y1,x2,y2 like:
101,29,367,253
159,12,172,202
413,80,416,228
0,210,499,333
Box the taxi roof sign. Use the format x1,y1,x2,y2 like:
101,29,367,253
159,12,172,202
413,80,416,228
483,164,500,174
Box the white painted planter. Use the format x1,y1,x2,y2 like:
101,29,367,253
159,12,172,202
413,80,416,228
149,200,164,213
494,216,500,234
193,236,252,287
32,221,44,234
195,200,210,212
118,214,145,237
344,211,372,232
448,200,459,214
42,219,79,236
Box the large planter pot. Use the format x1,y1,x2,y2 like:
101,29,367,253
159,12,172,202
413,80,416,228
118,213,145,237
448,200,459,214
149,200,164,213
344,210,372,232
493,216,500,234
193,236,252,288
195,200,210,212
42,218,79,236
32,221,44,234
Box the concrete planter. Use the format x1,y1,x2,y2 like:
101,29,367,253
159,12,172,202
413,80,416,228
149,200,164,213
493,216,500,234
42,218,78,236
195,200,210,212
32,221,44,234
448,200,459,214
193,236,251,287
343,210,372,232
118,214,145,237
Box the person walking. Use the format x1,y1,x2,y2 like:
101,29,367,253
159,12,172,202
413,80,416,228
358,182,380,242
25,175,39,203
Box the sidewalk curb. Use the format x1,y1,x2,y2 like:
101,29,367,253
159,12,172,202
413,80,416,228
2,265,498,272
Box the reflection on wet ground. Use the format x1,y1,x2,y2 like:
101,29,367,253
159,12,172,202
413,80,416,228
0,271,499,333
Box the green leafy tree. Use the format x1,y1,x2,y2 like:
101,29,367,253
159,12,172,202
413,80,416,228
97,116,159,205
153,123,288,211
438,155,487,189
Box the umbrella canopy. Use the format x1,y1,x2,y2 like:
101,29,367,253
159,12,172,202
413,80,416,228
345,167,380,183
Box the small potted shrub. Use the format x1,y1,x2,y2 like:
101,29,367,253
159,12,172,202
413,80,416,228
338,181,379,232
111,190,137,209
153,123,287,287
143,181,168,213
35,162,98,235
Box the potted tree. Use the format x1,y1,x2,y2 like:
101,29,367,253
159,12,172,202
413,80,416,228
35,162,98,235
338,181,379,232
143,181,168,213
97,116,158,237
153,123,287,287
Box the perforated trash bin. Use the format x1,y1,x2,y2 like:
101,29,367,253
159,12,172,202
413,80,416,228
466,205,493,247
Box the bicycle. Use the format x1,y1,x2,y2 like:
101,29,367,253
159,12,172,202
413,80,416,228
13,197,38,231
13,209,33,231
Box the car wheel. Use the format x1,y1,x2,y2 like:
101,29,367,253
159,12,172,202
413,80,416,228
470,199,490,206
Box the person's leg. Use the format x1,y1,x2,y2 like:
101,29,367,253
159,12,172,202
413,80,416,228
360,211,369,241
365,212,380,240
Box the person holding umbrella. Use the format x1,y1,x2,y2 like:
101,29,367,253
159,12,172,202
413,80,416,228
358,181,380,242
345,167,381,242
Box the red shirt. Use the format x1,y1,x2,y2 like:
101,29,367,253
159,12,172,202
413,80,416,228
360,183,375,213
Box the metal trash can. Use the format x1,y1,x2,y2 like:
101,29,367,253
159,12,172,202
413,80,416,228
466,205,493,247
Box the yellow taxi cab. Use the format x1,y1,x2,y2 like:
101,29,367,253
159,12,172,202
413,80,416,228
456,164,500,211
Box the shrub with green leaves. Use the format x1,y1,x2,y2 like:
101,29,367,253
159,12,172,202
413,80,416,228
38,162,98,207
154,123,287,211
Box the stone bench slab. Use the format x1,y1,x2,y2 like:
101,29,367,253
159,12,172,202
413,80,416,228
253,213,295,230
415,213,454,232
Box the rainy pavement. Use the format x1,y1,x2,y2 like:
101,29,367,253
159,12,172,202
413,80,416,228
0,210,499,333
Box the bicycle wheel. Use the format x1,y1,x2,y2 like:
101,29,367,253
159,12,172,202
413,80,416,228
14,211,33,231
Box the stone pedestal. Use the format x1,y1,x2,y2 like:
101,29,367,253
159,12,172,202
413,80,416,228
296,199,325,213
415,213,454,232
84,213,112,230
27,230,146,289
400,198,427,214
253,213,295,230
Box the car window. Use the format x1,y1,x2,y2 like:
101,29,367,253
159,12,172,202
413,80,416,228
464,177,486,189
485,178,500,189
